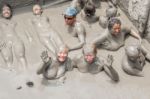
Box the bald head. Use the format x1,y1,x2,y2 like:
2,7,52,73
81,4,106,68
125,45,140,61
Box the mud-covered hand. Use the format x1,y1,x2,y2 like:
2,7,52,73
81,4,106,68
41,51,51,63
106,54,114,67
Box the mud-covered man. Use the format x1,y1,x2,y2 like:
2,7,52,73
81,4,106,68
37,45,74,84
81,2,99,23
29,4,64,58
0,3,27,71
92,18,142,51
122,44,150,76
64,7,86,51
74,44,119,82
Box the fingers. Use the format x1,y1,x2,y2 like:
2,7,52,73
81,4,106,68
41,50,49,60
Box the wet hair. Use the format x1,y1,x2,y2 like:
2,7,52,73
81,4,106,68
57,44,69,54
108,18,121,30
84,2,95,16
1,3,13,18
82,44,97,55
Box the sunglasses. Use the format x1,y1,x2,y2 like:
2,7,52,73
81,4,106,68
64,16,74,20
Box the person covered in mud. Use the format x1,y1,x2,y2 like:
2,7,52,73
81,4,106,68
71,0,88,13
64,7,86,51
99,4,117,29
122,44,150,76
92,18,142,51
29,4,64,58
81,2,99,23
74,44,119,82
37,45,74,83
0,3,27,71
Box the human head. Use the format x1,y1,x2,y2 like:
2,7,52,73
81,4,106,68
64,7,77,25
82,44,97,64
108,18,121,36
78,0,87,9
2,3,12,19
125,45,141,61
33,4,43,15
57,45,69,63
84,2,96,17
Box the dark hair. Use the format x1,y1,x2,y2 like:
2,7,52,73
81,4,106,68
78,0,87,9
1,3,13,18
108,18,121,30
84,2,95,16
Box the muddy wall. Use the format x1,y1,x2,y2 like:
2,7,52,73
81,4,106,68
118,0,150,40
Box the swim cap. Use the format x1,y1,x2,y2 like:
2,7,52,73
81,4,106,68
64,7,77,16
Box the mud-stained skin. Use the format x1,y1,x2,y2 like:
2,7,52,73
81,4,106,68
122,44,150,76
99,4,117,29
71,0,88,13
93,18,142,51
37,45,74,84
81,2,99,23
74,44,119,82
0,4,27,71
30,4,64,58
64,7,86,51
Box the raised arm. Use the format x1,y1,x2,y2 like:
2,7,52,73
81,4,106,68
102,55,119,82
129,28,142,43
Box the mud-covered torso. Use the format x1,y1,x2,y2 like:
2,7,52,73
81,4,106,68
47,58,74,77
0,20,20,44
32,16,54,37
100,28,129,50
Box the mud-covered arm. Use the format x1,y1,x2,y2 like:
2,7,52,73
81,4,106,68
141,45,150,61
125,27,142,43
92,30,108,45
68,23,86,51
37,51,52,74
102,55,119,81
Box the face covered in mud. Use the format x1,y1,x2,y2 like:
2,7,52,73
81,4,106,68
84,3,95,17
111,23,121,36
83,44,96,64
108,18,121,36
33,4,43,15
64,15,76,26
2,4,12,19
57,45,68,63
64,7,77,26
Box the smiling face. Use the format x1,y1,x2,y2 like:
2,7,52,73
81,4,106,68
33,5,42,15
84,53,95,64
57,46,68,63
111,23,121,36
83,44,97,64
2,5,12,19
